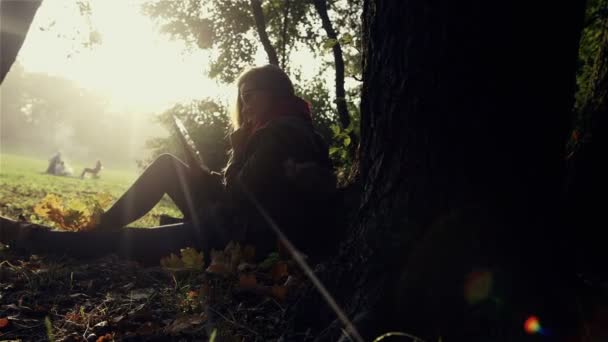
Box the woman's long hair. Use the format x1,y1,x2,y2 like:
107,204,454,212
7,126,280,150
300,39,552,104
230,64,295,130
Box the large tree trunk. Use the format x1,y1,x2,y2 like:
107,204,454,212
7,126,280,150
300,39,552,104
305,0,587,340
0,0,42,84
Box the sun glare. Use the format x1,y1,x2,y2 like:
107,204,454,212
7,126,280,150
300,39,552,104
16,0,233,114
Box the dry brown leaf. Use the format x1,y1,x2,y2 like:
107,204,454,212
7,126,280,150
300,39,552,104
165,315,206,335
239,274,258,289
271,261,289,283
135,321,157,335
0,317,9,329
96,333,114,342
271,285,288,301
224,241,242,272
242,244,256,262
206,250,230,275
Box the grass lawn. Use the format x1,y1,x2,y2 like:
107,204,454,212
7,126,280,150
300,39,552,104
0,153,181,228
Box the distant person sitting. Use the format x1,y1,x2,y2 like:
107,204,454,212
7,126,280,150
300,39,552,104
46,151,62,174
54,161,74,176
80,160,102,179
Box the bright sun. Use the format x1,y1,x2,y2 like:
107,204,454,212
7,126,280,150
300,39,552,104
16,0,235,114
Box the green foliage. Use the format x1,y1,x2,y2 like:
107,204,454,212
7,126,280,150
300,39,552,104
143,0,257,83
44,316,55,342
328,117,359,183
258,252,280,270
141,99,231,171
142,0,363,176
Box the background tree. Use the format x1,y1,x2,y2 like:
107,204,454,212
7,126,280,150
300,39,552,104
1,63,158,168
141,99,231,172
142,0,362,172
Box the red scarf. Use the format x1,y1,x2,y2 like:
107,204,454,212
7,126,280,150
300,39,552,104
231,96,312,154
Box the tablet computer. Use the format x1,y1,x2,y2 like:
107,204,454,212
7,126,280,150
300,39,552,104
172,115,210,173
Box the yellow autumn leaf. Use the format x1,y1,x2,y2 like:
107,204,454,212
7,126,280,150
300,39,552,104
238,274,257,289
33,194,103,231
95,192,114,207
271,261,289,284
34,194,63,217
242,244,256,262
206,249,230,275
180,247,204,269
271,285,288,301
160,253,184,269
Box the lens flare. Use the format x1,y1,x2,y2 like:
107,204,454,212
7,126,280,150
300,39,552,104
524,315,542,335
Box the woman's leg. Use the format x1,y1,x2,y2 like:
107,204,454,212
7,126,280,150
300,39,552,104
80,168,92,178
98,154,200,229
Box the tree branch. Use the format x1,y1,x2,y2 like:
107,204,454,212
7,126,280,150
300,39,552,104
281,0,291,69
1,0,42,84
250,0,280,66
313,0,358,160
313,0,351,130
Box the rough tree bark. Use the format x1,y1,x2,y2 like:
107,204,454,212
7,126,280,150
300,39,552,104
249,0,280,66
566,0,608,278
0,0,42,84
303,0,587,341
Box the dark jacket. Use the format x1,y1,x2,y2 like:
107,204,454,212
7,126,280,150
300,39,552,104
199,116,337,260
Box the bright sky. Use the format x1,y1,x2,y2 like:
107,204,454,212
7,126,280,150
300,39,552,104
17,0,238,114
17,0,326,116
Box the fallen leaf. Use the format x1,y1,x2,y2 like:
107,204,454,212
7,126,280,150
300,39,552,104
271,261,289,283
135,321,157,335
165,315,206,335
0,317,9,329
206,250,229,275
242,245,256,262
224,241,242,271
93,321,108,329
160,253,183,269
128,288,155,301
180,247,204,269
271,285,288,301
96,333,113,342
239,274,257,289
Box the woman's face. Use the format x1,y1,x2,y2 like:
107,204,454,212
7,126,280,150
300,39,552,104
239,81,274,125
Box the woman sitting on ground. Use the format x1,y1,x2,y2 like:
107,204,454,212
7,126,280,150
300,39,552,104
80,160,102,179
97,65,338,260
46,151,62,174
